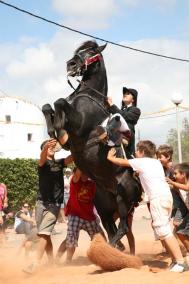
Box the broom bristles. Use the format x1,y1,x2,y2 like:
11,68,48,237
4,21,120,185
87,233,143,271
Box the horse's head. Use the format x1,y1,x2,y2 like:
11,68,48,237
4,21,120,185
67,41,107,77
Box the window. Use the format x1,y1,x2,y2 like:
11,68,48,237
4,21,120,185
5,115,11,123
27,133,32,141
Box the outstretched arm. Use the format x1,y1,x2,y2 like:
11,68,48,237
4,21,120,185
107,97,141,125
107,148,131,167
166,177,189,192
19,213,36,226
72,168,82,183
39,139,57,167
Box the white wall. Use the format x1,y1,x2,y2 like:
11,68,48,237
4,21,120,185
0,96,46,159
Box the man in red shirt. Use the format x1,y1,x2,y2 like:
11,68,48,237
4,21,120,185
56,168,104,263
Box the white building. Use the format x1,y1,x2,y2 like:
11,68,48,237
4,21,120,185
0,96,46,159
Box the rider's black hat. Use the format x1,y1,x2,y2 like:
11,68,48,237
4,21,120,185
122,87,138,106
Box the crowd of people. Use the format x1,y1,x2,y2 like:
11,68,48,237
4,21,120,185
1,86,189,274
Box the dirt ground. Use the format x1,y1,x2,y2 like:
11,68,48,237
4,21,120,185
0,205,189,284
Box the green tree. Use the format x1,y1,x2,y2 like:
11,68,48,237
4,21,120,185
0,159,38,211
166,117,189,163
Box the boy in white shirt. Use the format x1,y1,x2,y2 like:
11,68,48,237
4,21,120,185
107,140,187,272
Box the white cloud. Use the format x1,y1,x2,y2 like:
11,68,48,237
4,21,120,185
7,45,56,77
122,0,176,10
43,75,66,97
52,0,117,29
122,0,139,6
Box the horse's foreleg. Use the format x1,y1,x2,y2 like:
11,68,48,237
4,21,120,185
54,98,82,138
53,99,66,141
42,104,56,138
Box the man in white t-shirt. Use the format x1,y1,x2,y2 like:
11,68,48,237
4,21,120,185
107,140,187,273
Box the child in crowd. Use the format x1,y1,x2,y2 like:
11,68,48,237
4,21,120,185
55,167,104,263
156,144,187,254
14,203,37,257
166,163,189,264
107,140,187,272
156,144,174,177
157,145,188,228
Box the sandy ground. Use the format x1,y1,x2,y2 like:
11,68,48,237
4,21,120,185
0,205,189,284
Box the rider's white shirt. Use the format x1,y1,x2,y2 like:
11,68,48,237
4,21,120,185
129,157,172,201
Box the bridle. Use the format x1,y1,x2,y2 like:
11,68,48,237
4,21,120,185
67,50,109,115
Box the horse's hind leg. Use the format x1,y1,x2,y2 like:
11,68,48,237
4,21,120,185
100,216,125,251
110,186,130,248
125,209,135,254
42,104,56,138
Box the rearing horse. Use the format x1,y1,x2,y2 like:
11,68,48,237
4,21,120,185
42,41,142,247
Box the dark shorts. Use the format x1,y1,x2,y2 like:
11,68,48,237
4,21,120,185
35,200,60,236
173,207,188,225
171,190,188,222
176,212,189,236
66,215,103,247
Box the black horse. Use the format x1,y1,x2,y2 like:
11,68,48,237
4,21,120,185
42,40,142,247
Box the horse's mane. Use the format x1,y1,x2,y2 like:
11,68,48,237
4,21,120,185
74,40,98,54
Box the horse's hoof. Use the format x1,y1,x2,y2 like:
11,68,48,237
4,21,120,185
42,104,54,114
116,243,125,252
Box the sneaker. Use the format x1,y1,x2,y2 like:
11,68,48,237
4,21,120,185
169,261,176,270
22,262,39,274
169,262,188,273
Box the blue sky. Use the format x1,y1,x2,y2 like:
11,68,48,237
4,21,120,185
1,0,189,42
0,0,189,145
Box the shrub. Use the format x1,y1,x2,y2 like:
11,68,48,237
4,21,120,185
0,159,38,211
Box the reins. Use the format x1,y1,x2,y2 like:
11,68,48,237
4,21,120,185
67,76,109,116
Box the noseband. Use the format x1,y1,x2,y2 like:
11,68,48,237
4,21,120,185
84,53,102,69
75,52,102,75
